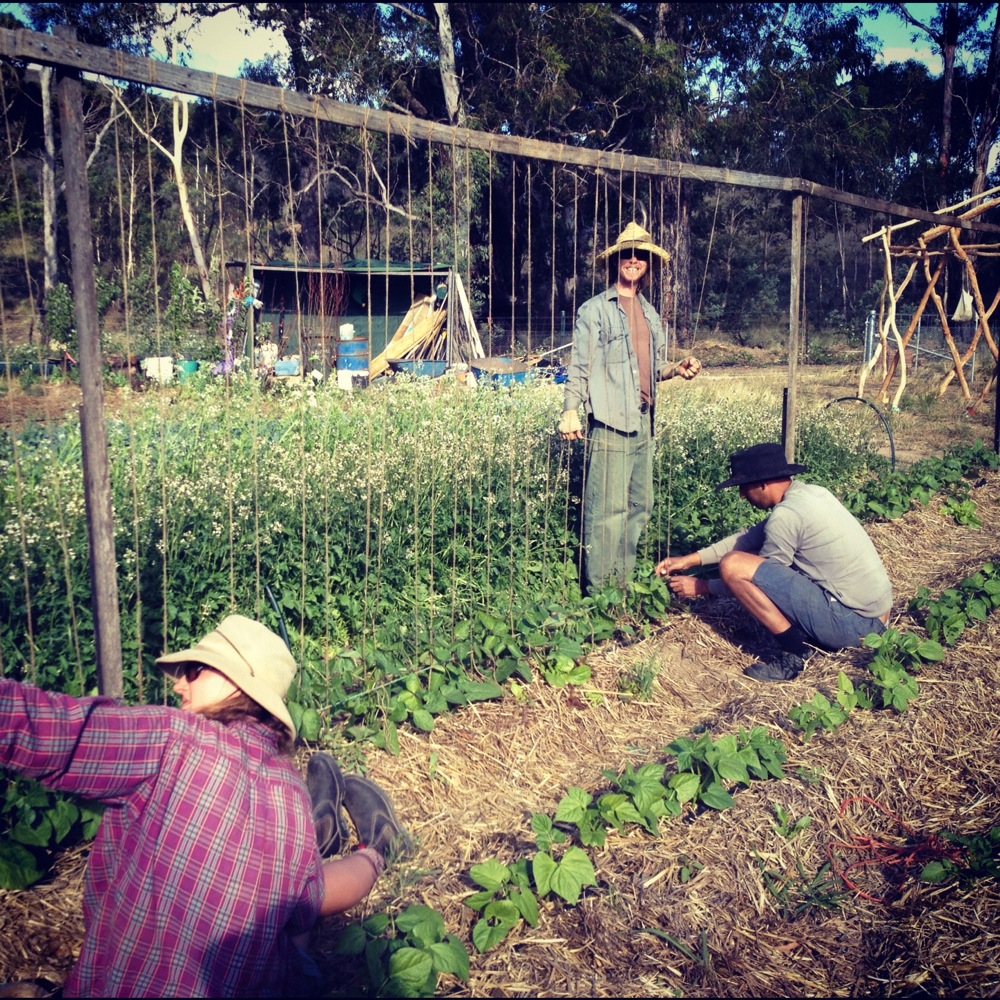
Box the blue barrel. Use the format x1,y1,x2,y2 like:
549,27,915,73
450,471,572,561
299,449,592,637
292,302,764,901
337,339,369,371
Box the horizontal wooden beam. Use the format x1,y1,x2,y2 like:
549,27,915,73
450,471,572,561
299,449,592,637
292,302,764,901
3,25,999,234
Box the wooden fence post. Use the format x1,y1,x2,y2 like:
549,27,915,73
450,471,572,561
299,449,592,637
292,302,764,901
54,25,123,697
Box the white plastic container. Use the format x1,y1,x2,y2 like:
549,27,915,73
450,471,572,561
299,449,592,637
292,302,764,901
141,356,175,384
339,323,355,341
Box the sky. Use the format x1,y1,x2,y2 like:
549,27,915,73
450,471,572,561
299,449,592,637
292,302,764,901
152,4,950,79
864,3,943,71
0,3,958,80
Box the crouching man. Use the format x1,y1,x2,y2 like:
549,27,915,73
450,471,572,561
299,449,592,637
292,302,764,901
656,442,892,681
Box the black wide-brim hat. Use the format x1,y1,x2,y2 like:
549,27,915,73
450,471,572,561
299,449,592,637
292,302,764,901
717,442,809,489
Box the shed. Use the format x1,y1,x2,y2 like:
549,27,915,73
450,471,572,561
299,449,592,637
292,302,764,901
226,258,454,369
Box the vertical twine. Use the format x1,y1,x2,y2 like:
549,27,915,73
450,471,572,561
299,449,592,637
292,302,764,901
361,121,377,651
232,97,261,623
141,91,172,659
525,162,532,353
317,112,337,684
427,136,435,280
405,121,416,302
0,70,37,679
549,165,557,353
111,105,144,697
278,105,307,659
510,160,516,354
487,147,494,353
660,176,674,559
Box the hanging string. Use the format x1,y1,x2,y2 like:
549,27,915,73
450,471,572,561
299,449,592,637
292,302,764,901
318,112,339,678
487,146,494,353
110,97,146,698
138,90,174,659
509,160,517,355
525,161,532,354
381,121,392,356
278,105,307,657
661,175,675,560
563,168,582,595
427,132,435,283
549,164,558,353
230,90,260,626
405,120,416,303
0,68,38,680
593,169,604,298
463,138,474,340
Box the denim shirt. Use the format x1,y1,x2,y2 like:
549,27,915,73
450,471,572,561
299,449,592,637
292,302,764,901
563,286,668,434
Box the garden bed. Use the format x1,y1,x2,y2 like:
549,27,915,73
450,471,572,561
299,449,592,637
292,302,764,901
2,469,999,997
1,357,998,996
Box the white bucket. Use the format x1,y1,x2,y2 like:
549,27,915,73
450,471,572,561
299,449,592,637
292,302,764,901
336,368,354,391
339,323,355,341
141,356,175,384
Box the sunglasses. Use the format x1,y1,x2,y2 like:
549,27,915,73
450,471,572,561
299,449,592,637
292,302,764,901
161,662,211,683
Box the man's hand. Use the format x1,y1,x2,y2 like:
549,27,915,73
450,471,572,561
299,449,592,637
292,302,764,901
558,409,584,440
655,553,701,576
671,356,702,381
657,552,707,598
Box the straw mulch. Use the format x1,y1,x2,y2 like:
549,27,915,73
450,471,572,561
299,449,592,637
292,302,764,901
2,471,999,998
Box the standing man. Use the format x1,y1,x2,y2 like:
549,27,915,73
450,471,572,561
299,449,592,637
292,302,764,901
656,443,892,681
559,222,700,592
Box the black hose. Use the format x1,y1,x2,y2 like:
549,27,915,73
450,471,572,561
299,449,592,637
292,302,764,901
263,583,292,652
824,396,896,470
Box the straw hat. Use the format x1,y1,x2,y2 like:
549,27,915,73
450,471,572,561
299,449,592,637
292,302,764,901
716,443,809,490
596,222,670,262
156,615,297,738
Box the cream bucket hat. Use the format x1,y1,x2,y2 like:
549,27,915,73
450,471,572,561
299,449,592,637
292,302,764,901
156,615,297,738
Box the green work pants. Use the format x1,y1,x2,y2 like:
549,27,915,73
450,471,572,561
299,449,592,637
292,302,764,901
582,419,653,591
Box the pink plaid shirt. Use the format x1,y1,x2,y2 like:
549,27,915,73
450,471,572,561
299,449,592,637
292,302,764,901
1,680,323,998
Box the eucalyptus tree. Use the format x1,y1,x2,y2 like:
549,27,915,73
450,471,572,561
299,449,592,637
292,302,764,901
17,3,215,322
873,2,998,203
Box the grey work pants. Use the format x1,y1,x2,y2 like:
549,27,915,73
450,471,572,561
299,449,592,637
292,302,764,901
582,418,653,591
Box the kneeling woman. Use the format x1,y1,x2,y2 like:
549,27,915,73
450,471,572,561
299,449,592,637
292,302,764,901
0,615,391,998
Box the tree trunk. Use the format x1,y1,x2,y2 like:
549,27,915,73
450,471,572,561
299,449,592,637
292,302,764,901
653,3,694,348
282,7,321,261
972,8,1000,196
434,3,464,127
109,89,215,303
170,99,214,303
434,3,471,275
40,65,58,301
938,2,959,207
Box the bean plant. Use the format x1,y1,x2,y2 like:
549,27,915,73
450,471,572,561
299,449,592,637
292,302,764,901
0,374,987,726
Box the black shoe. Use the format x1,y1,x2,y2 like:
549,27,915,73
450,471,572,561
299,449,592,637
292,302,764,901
343,774,412,861
307,753,350,857
744,650,806,682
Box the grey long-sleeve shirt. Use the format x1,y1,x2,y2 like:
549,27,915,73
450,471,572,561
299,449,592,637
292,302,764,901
696,479,892,617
